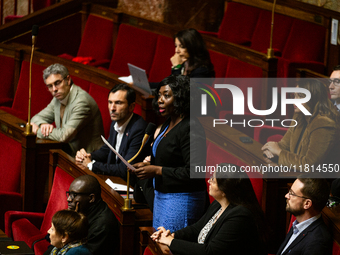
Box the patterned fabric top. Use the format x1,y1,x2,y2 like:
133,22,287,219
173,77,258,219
197,208,222,244
50,241,82,255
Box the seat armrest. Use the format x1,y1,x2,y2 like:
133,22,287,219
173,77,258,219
5,211,44,238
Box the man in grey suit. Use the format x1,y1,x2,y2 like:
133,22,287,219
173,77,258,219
31,63,104,156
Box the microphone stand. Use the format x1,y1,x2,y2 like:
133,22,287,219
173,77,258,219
123,139,147,211
122,123,156,211
26,26,38,134
267,0,277,59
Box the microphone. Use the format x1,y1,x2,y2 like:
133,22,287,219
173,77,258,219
32,25,39,46
128,122,156,163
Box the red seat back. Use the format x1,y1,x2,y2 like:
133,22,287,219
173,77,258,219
148,35,174,83
7,61,52,120
282,19,326,63
40,166,74,234
251,10,294,55
218,2,261,45
0,55,15,102
206,140,263,205
109,24,158,76
71,76,91,92
209,50,229,78
0,133,21,193
89,83,111,138
253,125,288,145
77,14,114,62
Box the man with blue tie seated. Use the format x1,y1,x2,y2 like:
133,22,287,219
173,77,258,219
276,176,332,255
329,65,340,112
75,83,148,181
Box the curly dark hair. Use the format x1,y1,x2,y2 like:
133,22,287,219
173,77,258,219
174,28,214,75
152,74,190,116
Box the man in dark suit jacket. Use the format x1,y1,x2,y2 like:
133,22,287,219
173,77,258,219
75,83,148,181
276,176,332,255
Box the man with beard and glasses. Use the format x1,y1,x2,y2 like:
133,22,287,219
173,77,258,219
276,175,332,255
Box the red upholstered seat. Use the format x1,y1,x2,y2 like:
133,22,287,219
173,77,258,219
217,2,261,46
71,76,91,92
5,166,74,255
277,19,326,77
206,140,263,206
108,24,158,76
0,133,23,230
148,35,174,83
332,241,340,255
89,83,111,138
206,141,239,203
143,246,154,255
253,125,288,145
251,10,294,56
215,58,262,116
209,50,229,78
0,55,16,107
59,14,114,67
0,61,52,121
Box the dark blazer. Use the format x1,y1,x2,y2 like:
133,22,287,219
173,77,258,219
276,217,332,255
169,200,266,255
152,116,207,193
90,113,148,181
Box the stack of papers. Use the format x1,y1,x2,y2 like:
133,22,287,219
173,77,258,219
105,178,134,193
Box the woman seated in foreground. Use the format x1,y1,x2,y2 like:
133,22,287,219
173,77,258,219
262,78,340,167
151,164,268,255
48,210,91,255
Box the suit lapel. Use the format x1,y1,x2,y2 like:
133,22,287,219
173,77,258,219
279,217,322,255
62,85,78,123
107,129,118,164
55,100,61,128
277,227,293,255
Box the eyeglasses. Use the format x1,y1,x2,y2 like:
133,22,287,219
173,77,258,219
328,79,340,86
66,191,90,200
46,77,66,91
288,189,310,200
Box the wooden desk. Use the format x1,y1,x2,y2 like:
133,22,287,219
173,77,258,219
49,149,152,255
0,229,7,238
